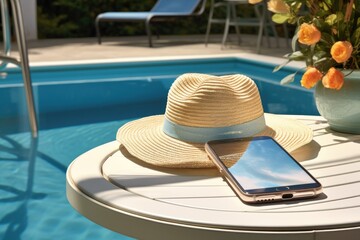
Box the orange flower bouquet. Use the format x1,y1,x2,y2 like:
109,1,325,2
269,0,360,91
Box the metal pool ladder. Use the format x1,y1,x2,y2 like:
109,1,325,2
0,0,38,137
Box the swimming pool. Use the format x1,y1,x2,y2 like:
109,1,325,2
0,56,317,239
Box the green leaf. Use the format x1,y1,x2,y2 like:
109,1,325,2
280,73,296,85
325,14,337,26
272,13,290,24
287,51,305,61
273,60,290,72
336,12,344,22
351,27,360,47
314,51,329,60
312,18,323,29
314,57,335,73
314,57,330,65
321,32,335,45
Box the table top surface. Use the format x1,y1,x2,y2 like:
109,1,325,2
66,115,360,239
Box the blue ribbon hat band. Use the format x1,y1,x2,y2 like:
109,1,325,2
162,115,266,143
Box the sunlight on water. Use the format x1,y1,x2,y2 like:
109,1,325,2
0,120,133,240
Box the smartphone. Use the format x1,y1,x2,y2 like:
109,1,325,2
205,136,322,203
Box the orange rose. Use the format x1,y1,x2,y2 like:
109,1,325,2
298,23,321,45
330,41,353,63
267,0,289,14
300,67,323,89
322,67,344,90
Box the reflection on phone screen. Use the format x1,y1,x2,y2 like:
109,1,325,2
217,138,317,191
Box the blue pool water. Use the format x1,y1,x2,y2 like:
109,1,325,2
0,57,318,239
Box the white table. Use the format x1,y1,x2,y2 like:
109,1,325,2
66,116,360,240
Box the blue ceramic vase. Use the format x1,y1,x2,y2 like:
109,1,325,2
315,70,360,134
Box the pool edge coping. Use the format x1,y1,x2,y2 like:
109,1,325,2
22,53,305,70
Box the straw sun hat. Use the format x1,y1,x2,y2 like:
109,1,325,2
117,73,313,168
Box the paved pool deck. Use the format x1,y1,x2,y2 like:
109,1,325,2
13,34,291,64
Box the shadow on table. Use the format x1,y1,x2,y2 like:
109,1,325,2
291,140,321,162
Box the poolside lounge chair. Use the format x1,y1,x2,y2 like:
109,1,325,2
95,0,207,47
205,0,288,53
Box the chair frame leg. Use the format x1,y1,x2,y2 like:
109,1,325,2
221,3,231,49
283,23,290,47
255,4,265,54
230,4,241,45
262,11,270,48
95,17,102,44
145,19,153,47
205,0,215,46
267,10,279,48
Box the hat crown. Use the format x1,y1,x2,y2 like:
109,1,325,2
165,74,264,127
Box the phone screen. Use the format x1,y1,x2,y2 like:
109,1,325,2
208,136,320,194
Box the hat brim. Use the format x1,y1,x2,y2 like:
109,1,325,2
117,114,313,168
